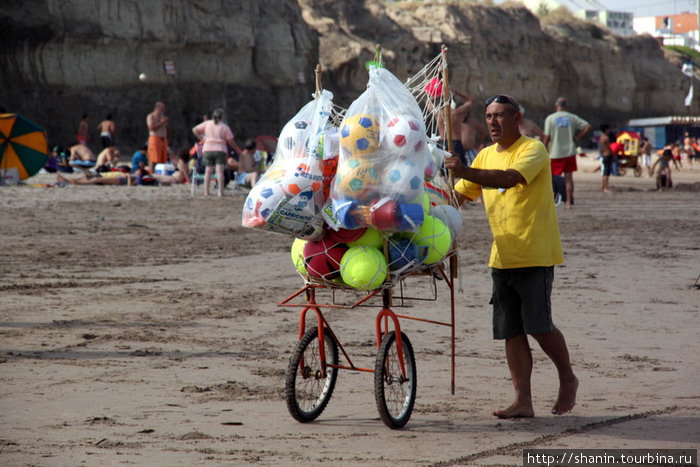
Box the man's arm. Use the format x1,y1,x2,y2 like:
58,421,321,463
445,154,525,189
574,124,591,145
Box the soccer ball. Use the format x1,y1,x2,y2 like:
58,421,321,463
334,157,379,200
340,114,380,157
382,114,425,156
278,119,311,159
381,159,424,202
242,183,286,228
281,161,323,197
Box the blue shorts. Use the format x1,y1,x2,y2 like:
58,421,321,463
235,172,250,186
491,266,555,339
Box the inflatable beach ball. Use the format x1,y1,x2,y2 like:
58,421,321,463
412,215,452,265
340,114,379,157
382,115,425,156
340,246,388,291
303,238,347,281
279,119,311,158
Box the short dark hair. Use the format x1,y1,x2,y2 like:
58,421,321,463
600,124,610,132
244,139,256,150
555,97,567,108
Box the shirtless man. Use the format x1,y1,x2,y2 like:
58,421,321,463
461,113,486,166
229,139,261,187
77,114,90,146
68,143,96,162
434,89,473,165
146,102,169,174
518,105,544,140
97,114,116,149
95,146,120,168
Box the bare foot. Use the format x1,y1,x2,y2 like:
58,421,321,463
551,375,578,415
493,402,535,419
602,189,611,193
564,204,572,210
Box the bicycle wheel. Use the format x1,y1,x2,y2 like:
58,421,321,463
374,331,416,429
285,327,339,423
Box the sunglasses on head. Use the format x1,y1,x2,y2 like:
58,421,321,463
485,95,519,110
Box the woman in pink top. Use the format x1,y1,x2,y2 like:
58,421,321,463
192,109,241,196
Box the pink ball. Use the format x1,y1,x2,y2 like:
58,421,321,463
425,77,443,98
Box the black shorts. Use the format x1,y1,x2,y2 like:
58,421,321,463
491,266,555,339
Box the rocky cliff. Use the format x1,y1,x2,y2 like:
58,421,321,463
1,0,693,153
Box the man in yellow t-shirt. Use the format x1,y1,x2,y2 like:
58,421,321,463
445,94,577,419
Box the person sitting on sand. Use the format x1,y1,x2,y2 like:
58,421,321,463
56,171,133,186
95,146,121,171
68,143,96,162
228,139,261,188
149,148,191,185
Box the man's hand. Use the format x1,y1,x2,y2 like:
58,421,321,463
444,151,464,177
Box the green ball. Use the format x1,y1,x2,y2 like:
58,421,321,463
348,227,384,248
413,215,451,264
291,238,308,275
340,246,387,290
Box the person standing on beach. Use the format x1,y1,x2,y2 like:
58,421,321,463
542,97,591,209
444,94,578,419
146,102,169,174
432,89,474,165
97,114,116,149
192,108,241,197
599,124,614,193
77,114,90,146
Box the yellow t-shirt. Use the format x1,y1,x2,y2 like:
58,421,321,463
455,136,563,269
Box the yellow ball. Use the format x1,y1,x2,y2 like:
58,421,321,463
290,238,308,275
412,215,451,264
340,114,380,156
340,246,387,290
348,227,384,248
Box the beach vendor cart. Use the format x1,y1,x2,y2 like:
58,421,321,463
242,47,463,429
615,130,643,177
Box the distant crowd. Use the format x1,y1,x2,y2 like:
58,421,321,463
46,102,274,194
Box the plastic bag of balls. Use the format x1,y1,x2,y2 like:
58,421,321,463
242,90,337,240
325,67,428,234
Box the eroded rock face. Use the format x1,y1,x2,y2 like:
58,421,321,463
300,0,690,129
1,0,318,150
1,0,690,151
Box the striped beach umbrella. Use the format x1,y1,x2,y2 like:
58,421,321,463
0,113,48,183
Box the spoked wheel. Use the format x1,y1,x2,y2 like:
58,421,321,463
634,165,643,177
374,331,417,429
285,327,339,423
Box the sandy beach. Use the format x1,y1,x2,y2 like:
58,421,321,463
1,156,698,466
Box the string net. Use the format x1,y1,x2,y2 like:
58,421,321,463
292,50,459,290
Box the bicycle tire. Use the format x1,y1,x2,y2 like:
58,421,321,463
374,331,416,429
285,327,339,423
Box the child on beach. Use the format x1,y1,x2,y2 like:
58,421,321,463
651,149,673,191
